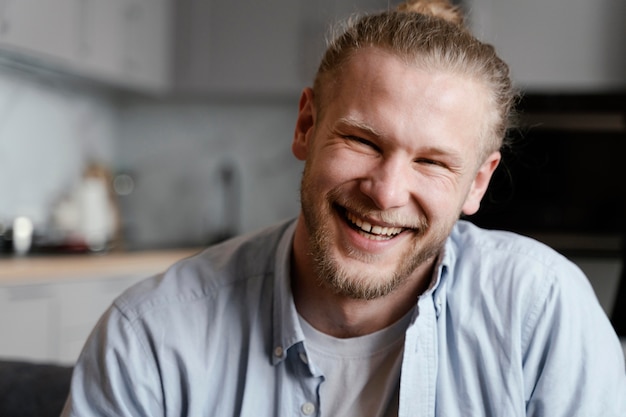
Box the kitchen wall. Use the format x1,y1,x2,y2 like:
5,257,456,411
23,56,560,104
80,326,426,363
467,0,626,92
0,66,118,231
0,63,303,249
115,96,303,249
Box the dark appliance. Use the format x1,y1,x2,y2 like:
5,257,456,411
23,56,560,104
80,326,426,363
468,93,626,257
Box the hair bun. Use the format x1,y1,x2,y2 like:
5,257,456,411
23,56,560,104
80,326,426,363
397,0,464,26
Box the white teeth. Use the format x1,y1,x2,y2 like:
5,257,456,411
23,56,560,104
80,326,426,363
346,212,403,238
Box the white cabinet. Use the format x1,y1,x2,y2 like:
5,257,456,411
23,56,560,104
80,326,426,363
0,248,198,364
0,274,144,364
0,0,395,95
0,285,58,361
172,0,389,96
80,0,172,92
120,0,172,92
468,0,626,92
75,0,126,82
0,0,78,65
54,275,145,363
0,0,171,93
173,0,302,96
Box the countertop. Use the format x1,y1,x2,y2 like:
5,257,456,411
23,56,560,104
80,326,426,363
0,248,202,284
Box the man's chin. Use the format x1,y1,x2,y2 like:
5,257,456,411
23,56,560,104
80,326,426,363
316,257,404,300
324,275,401,300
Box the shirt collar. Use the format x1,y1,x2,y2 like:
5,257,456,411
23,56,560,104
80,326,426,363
438,220,463,289
408,223,462,321
407,223,460,302
270,219,463,361
427,222,464,318
271,219,304,365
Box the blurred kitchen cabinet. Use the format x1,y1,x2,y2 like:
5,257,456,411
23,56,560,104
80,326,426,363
75,0,126,83
73,0,172,92
468,0,626,92
0,274,143,364
54,274,145,363
0,285,58,362
0,0,171,93
173,0,303,96
0,0,78,66
172,0,390,97
119,0,172,92
0,0,390,95
0,249,196,363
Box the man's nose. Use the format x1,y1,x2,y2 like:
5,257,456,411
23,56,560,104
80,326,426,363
359,157,411,210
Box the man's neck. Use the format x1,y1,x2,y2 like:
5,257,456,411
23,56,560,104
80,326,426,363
295,291,418,338
291,244,436,338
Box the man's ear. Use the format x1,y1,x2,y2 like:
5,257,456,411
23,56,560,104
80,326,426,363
292,87,316,161
461,151,501,216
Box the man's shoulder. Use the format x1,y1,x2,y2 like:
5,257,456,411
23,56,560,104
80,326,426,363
444,221,595,327
445,220,589,300
112,219,294,321
450,220,576,272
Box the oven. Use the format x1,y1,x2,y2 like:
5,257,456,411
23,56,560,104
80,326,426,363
468,93,626,258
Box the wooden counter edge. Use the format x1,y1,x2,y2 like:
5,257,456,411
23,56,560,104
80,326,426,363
0,248,203,284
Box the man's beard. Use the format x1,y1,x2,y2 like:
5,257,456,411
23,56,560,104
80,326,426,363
300,167,448,301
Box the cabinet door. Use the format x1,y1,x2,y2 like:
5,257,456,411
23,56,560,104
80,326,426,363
0,285,58,362
173,0,391,96
297,0,389,92
55,275,144,363
75,0,126,82
0,0,78,66
0,0,171,93
173,0,302,96
468,0,626,91
121,0,172,92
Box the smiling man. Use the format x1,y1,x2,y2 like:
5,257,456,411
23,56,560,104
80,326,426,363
291,47,500,337
62,1,626,416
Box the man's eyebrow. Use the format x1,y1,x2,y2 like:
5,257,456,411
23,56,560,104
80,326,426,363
419,145,459,157
334,117,383,137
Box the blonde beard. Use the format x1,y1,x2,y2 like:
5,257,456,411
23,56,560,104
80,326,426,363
300,167,448,300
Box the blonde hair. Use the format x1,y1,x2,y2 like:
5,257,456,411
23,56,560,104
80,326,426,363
313,0,517,155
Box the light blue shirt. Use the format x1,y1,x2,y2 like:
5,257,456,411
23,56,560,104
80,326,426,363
61,219,626,416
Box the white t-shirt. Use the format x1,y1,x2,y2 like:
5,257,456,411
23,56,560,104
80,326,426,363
299,310,413,417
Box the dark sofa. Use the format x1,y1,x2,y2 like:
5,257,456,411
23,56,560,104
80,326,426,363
0,360,73,417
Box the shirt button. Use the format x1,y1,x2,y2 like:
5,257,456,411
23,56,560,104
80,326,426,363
435,297,443,312
301,402,315,415
274,346,283,357
299,352,309,364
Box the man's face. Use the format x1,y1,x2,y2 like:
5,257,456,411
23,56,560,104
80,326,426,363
292,47,500,300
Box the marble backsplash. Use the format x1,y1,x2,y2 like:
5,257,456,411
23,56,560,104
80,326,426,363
0,66,117,232
115,97,304,249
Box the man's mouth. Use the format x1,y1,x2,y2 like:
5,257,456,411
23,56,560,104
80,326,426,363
344,210,405,241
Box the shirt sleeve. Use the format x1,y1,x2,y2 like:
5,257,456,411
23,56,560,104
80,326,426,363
522,262,626,416
60,304,164,417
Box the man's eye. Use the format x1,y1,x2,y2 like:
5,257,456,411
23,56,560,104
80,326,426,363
346,135,380,151
415,158,445,167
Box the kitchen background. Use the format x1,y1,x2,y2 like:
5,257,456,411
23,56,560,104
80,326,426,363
0,0,625,364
